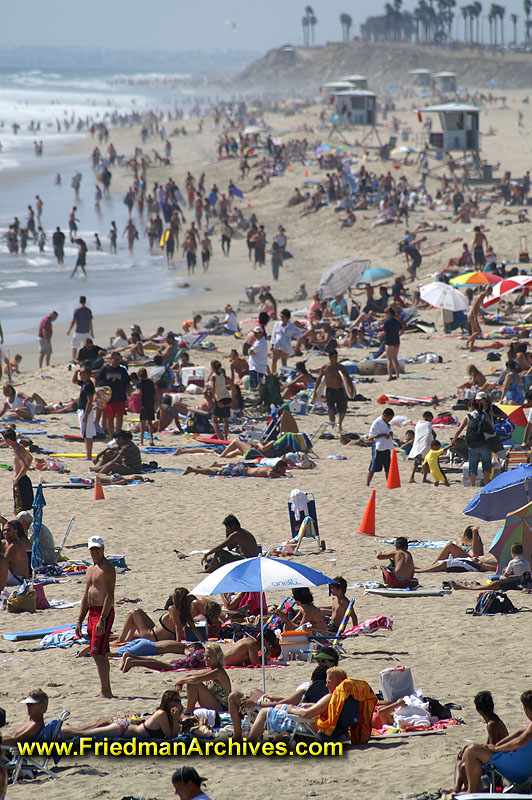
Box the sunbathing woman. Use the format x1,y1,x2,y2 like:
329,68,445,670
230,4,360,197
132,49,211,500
63,690,185,739
117,587,204,643
455,691,508,793
175,643,231,715
415,525,485,576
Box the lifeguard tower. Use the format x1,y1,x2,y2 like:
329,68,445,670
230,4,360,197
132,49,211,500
430,71,457,93
338,74,368,90
329,89,379,145
321,79,356,94
409,68,431,87
419,102,481,175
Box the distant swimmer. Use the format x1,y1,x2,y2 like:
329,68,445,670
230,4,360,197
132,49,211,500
71,238,88,279
71,171,82,200
52,226,65,265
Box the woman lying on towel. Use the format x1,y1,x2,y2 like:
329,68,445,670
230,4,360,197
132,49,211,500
183,460,288,478
175,433,311,460
63,690,186,739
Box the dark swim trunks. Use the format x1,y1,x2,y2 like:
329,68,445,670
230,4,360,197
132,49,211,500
326,386,348,415
13,474,34,514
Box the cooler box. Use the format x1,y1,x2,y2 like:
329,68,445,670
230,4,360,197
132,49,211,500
181,366,207,388
280,631,310,660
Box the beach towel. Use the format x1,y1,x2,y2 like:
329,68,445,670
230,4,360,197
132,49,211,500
317,678,376,744
343,615,393,637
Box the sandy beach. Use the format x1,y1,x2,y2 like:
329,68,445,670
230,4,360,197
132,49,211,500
2,90,532,800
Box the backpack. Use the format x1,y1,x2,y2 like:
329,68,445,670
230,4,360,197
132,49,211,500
464,412,485,448
468,590,518,616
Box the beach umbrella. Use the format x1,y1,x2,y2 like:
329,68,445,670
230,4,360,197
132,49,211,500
359,267,394,285
420,281,469,312
483,275,532,307
243,125,262,135
496,404,528,445
489,501,532,572
450,271,501,286
314,144,332,154
463,464,532,521
191,556,334,690
318,258,371,299
390,146,414,157
31,482,46,574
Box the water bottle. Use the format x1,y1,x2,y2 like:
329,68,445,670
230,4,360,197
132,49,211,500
241,714,251,738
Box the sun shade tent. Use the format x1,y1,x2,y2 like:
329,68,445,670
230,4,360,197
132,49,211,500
489,501,532,572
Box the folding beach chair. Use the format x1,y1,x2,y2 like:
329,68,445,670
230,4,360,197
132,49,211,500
180,331,211,350
3,710,70,784
483,759,532,794
288,492,321,553
286,680,376,745
54,517,75,562
503,446,530,471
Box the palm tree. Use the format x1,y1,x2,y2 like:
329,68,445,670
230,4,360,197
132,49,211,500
498,3,505,45
340,12,353,42
302,14,309,45
461,4,470,40
525,0,532,41
489,3,497,42
472,1,482,42
511,12,518,43
309,12,318,44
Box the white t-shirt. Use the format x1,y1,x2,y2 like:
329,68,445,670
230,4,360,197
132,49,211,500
270,320,302,356
368,416,394,451
248,337,268,374
503,554,531,577
223,312,239,333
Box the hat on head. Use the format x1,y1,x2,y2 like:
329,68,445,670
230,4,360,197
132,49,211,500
88,535,104,549
167,331,176,338
253,326,264,333
475,391,488,400
172,766,207,785
16,511,33,523
21,689,48,705
314,646,339,664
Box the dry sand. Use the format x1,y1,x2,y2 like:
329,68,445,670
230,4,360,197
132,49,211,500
2,92,532,800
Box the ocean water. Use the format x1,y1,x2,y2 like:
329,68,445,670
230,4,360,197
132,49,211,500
0,69,218,345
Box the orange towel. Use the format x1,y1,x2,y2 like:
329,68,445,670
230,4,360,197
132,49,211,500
317,678,377,744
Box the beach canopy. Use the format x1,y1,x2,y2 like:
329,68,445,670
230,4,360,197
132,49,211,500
463,464,532,521
390,146,414,157
191,556,334,690
496,404,528,444
318,258,370,299
243,125,262,135
489,501,532,572
420,281,469,312
359,267,394,284
483,275,532,307
31,482,46,573
450,271,501,287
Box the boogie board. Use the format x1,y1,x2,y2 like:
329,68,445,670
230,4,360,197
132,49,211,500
365,587,449,598
3,623,76,642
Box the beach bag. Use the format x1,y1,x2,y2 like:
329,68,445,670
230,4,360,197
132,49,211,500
379,666,415,701
468,590,518,616
7,582,36,614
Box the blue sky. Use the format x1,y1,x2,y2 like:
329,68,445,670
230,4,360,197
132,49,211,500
0,0,528,51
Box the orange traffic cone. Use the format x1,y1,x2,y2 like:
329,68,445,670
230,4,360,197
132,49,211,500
386,450,401,490
94,477,105,501
358,490,376,536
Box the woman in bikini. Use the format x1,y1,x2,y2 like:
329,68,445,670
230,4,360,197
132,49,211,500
117,587,204,643
63,690,186,739
175,643,232,715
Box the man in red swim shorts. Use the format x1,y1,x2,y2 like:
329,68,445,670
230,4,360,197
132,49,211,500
76,536,116,698
96,351,131,438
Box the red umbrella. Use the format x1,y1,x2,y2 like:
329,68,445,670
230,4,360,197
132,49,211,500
483,275,532,307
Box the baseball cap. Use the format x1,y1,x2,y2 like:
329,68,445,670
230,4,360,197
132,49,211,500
21,689,48,705
172,766,207,785
88,535,104,549
475,391,488,400
253,325,264,333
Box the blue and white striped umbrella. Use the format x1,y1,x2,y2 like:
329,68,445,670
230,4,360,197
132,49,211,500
191,557,334,691
318,258,371,299
191,556,334,596
31,482,46,573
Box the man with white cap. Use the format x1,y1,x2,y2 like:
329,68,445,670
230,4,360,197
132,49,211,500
1,689,48,746
247,326,268,390
76,536,116,698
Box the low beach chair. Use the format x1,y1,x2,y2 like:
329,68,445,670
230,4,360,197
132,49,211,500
54,517,75,561
3,710,70,784
483,748,532,794
287,492,321,553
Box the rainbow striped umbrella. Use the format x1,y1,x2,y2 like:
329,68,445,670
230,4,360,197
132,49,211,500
450,271,501,286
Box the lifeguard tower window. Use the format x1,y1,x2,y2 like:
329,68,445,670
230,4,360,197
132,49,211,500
445,111,464,130
350,96,365,110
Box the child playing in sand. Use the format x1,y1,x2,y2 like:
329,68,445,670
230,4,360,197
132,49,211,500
423,440,451,487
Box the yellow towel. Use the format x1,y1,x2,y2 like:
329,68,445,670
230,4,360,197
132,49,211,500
317,678,376,744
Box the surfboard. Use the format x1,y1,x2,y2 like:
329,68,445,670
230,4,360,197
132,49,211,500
365,588,449,597
3,623,76,641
